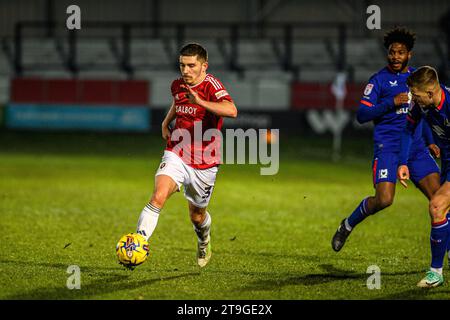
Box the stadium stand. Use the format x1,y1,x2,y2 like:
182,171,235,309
1,0,449,111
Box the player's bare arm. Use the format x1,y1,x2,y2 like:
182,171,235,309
428,143,441,158
393,92,410,106
162,99,176,140
181,84,238,118
397,164,410,188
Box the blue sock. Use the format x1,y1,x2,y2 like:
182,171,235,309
447,213,450,252
347,197,370,229
430,218,449,269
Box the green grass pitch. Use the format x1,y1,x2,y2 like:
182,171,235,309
0,130,449,300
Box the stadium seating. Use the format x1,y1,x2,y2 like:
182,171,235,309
21,37,62,68
76,39,118,68
131,39,173,70
1,28,446,108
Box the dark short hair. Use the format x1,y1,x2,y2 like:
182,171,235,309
407,66,439,90
383,27,416,51
179,43,208,62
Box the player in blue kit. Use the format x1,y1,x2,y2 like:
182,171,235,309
332,28,441,253
399,66,450,287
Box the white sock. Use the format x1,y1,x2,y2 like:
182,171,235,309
136,203,161,241
193,212,211,244
431,267,443,275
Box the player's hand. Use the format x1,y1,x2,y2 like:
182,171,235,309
180,84,202,105
397,165,410,188
162,123,171,141
393,92,410,106
428,144,441,158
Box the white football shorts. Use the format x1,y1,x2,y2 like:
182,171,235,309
155,150,218,208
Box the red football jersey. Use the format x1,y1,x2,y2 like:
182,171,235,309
166,74,233,169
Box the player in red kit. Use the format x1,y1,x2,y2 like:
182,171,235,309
135,43,237,268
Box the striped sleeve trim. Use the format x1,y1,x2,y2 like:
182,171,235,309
360,100,373,107
206,76,223,90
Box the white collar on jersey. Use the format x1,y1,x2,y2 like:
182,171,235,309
187,74,209,88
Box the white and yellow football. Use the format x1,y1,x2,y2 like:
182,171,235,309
116,233,149,269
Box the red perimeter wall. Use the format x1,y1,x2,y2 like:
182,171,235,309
10,78,149,106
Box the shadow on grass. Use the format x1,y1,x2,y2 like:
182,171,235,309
176,247,361,264
237,264,424,293
0,259,123,272
375,288,450,300
0,259,200,300
5,273,200,300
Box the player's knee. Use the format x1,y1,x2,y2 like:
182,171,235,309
375,195,394,211
189,207,206,225
190,215,202,226
190,212,204,226
429,198,447,222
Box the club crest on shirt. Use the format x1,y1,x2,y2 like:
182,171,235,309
364,83,374,95
379,169,388,179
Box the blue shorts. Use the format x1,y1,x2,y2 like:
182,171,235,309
372,150,440,187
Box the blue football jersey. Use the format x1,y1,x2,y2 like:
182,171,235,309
404,85,450,162
357,66,427,155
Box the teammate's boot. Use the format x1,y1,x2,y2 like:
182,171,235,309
331,219,352,252
197,235,211,268
417,270,444,288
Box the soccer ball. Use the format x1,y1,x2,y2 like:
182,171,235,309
116,233,149,269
